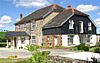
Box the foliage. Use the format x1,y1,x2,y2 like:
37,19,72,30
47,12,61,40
26,44,50,63
0,32,6,41
26,44,39,52
94,47,100,53
95,42,100,47
89,47,100,53
75,43,89,51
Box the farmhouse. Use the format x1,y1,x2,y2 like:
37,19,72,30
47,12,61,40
6,4,97,49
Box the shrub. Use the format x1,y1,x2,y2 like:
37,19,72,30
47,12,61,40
95,42,100,47
26,44,50,63
94,47,100,53
76,43,89,51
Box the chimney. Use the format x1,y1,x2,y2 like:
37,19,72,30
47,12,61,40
52,4,57,9
20,13,23,20
67,4,71,9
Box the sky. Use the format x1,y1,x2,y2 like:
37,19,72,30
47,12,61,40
0,0,100,33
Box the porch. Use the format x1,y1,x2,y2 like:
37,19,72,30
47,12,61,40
6,31,30,49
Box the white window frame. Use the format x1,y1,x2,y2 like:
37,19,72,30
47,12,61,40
68,35,74,45
79,21,83,33
32,36,36,43
69,20,74,29
88,22,92,30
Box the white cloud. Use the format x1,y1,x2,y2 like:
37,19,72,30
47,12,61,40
0,24,4,27
94,18,100,27
0,15,12,24
13,0,51,8
76,4,99,12
97,12,100,15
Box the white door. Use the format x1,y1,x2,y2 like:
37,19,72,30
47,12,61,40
54,37,57,46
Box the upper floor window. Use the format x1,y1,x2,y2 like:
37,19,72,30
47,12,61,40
32,21,36,28
79,21,83,33
88,22,92,30
69,20,74,29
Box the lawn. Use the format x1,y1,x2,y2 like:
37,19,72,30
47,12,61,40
0,58,28,63
0,32,6,41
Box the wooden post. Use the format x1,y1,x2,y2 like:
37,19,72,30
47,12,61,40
52,35,54,47
60,35,62,46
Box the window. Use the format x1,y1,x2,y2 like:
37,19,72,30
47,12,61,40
32,21,36,28
79,21,83,33
68,35,74,45
87,35,92,42
21,37,25,44
69,20,74,29
88,22,92,30
32,36,36,43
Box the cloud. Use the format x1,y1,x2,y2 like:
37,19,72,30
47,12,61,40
76,4,99,12
13,0,52,8
0,15,12,24
0,24,4,27
97,12,100,15
94,18,100,27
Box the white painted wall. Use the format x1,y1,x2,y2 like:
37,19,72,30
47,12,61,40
54,38,58,46
73,35,80,45
90,35,96,46
17,37,30,49
62,35,80,46
62,35,68,46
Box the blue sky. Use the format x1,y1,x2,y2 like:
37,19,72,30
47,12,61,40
0,0,100,33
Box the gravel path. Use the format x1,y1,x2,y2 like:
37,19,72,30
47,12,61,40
0,48,32,58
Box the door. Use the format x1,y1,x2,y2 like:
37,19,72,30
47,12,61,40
54,36,58,46
14,37,17,48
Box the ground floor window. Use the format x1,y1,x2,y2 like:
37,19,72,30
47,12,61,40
87,35,92,42
21,37,25,44
68,35,74,45
32,36,36,43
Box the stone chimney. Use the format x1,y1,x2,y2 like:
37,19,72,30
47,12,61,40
20,13,23,20
67,4,75,13
67,4,71,9
52,4,57,9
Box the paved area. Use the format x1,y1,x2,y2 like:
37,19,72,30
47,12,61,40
0,48,32,58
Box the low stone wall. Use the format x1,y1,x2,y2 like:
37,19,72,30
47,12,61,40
48,56,92,63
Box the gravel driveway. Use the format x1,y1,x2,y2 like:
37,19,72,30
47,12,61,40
0,48,32,58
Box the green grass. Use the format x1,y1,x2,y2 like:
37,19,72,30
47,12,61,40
0,32,6,41
0,42,6,44
0,58,24,63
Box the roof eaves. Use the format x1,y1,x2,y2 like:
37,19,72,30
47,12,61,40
42,8,54,18
43,14,74,29
60,13,74,26
88,16,96,27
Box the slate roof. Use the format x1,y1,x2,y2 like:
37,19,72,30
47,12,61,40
15,4,64,25
43,9,88,29
6,31,30,37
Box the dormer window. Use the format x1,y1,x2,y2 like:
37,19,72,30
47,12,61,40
69,20,74,29
79,21,83,33
88,22,92,30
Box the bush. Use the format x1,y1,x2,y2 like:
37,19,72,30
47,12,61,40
76,43,89,51
94,47,100,53
0,44,7,47
95,42,100,47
